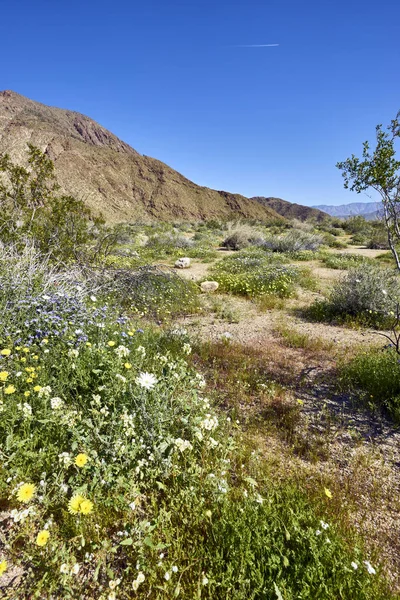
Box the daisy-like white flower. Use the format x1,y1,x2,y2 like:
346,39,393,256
351,562,358,570
136,372,157,390
60,563,69,574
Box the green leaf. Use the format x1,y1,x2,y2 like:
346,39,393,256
120,538,133,546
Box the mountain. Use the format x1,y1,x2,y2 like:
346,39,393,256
313,201,380,219
0,90,284,224
252,197,328,222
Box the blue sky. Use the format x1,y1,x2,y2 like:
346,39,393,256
2,0,400,206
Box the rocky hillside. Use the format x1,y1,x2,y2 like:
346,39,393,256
0,90,284,223
252,197,328,222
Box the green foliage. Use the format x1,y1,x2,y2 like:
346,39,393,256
0,145,111,263
210,249,298,297
307,264,400,328
340,347,400,421
337,111,400,269
320,252,373,270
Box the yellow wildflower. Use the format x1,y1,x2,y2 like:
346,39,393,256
124,362,132,370
36,530,50,547
17,483,36,503
42,339,49,345
324,487,333,499
75,453,89,468
0,349,11,356
33,355,39,360
24,391,31,397
20,357,26,363
86,342,92,347
33,385,42,392
79,499,93,515
0,560,7,577
23,348,30,353
0,371,9,382
68,494,85,514
26,378,33,383
107,341,116,347
4,385,16,395
128,331,134,336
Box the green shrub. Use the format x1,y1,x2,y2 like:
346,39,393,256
340,347,400,421
308,264,400,328
321,253,372,270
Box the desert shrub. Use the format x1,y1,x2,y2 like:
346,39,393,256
367,233,389,250
322,233,348,249
0,145,114,263
146,233,194,252
308,264,400,328
321,253,372,270
340,347,400,421
222,223,264,251
262,230,324,253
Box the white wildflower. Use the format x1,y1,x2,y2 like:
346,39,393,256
115,345,130,358
364,561,376,575
351,561,358,570
136,372,157,390
174,438,193,453
136,346,146,357
38,385,52,398
320,520,329,530
71,563,80,575
60,563,69,574
182,343,192,355
164,572,170,581
68,349,79,358
50,397,64,410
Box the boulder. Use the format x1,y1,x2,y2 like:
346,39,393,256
200,281,219,293
174,257,191,269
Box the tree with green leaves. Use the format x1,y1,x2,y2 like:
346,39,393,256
0,144,116,263
337,111,400,271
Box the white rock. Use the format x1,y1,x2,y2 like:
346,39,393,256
175,257,191,269
200,281,219,293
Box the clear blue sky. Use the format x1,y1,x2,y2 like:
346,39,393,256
2,0,400,206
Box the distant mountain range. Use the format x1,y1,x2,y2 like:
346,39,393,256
313,201,380,220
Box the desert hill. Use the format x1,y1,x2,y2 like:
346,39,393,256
252,196,328,222
0,90,286,223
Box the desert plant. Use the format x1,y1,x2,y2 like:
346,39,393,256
340,347,400,421
262,230,324,253
222,223,264,250
309,264,400,328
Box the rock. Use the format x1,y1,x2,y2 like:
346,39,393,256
200,281,219,293
174,257,191,269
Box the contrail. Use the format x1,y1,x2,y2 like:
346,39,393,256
234,44,279,47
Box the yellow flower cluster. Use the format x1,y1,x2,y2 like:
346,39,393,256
68,494,93,515
36,530,50,547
